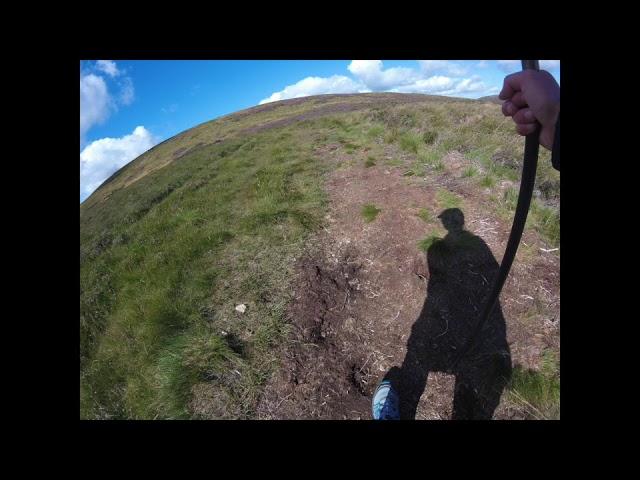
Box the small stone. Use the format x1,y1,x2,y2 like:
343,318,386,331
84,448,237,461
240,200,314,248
235,304,247,313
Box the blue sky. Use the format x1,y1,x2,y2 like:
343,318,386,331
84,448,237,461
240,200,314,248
79,60,560,202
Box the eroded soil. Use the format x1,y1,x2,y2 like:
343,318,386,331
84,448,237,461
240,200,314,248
257,140,559,420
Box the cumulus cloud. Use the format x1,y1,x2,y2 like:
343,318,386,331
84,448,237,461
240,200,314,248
391,75,454,93
80,61,136,143
418,60,468,76
393,74,494,97
259,75,366,104
96,60,120,77
80,73,111,142
80,126,159,200
348,60,418,90
259,60,502,105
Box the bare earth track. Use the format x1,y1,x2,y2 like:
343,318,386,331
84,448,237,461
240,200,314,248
257,132,559,420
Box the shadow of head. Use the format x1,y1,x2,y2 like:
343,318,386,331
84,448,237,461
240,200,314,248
437,208,464,234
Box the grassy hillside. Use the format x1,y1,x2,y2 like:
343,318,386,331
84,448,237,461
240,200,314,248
80,93,559,419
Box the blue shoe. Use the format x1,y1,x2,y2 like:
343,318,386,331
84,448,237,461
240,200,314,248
372,379,400,420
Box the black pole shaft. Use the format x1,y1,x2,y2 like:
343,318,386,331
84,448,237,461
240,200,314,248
451,60,540,368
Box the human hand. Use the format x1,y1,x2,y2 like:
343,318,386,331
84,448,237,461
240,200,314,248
499,70,560,150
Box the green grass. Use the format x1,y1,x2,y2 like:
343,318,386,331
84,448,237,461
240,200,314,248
385,158,404,167
361,204,382,223
436,189,462,209
495,187,559,247
399,131,422,153
80,126,328,419
417,208,433,223
422,130,437,145
339,138,360,154
462,166,478,178
480,174,496,188
419,149,440,167
365,156,376,168
418,234,442,252
366,124,384,139
384,128,400,144
530,200,560,247
503,186,519,210
507,351,560,419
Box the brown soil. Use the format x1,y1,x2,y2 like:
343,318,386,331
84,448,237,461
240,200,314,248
257,140,559,420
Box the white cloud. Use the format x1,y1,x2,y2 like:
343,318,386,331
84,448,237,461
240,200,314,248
393,74,495,98
418,60,468,76
80,73,112,142
348,60,418,89
162,103,179,113
80,126,159,200
540,60,560,70
497,60,520,72
259,75,365,104
445,76,491,95
259,60,510,106
118,76,135,105
96,60,120,77
80,61,137,144
392,75,454,93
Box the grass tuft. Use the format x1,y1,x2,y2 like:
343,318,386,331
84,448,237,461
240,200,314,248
417,208,433,223
462,166,478,178
361,204,382,223
480,175,496,188
436,189,462,209
507,351,560,419
366,124,384,139
418,234,442,252
422,130,437,145
399,131,422,153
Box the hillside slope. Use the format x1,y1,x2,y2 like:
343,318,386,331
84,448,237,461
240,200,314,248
80,93,559,419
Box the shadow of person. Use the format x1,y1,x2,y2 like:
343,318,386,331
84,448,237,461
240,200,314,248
386,208,512,420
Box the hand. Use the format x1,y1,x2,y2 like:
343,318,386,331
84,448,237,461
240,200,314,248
499,70,560,150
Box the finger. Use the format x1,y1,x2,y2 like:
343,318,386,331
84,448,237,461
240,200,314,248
516,123,537,136
511,91,527,108
498,71,525,100
502,100,518,117
513,107,536,124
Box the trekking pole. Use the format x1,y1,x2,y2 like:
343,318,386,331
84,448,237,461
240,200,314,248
450,60,541,369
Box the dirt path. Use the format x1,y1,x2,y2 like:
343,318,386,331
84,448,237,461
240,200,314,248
257,140,559,420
